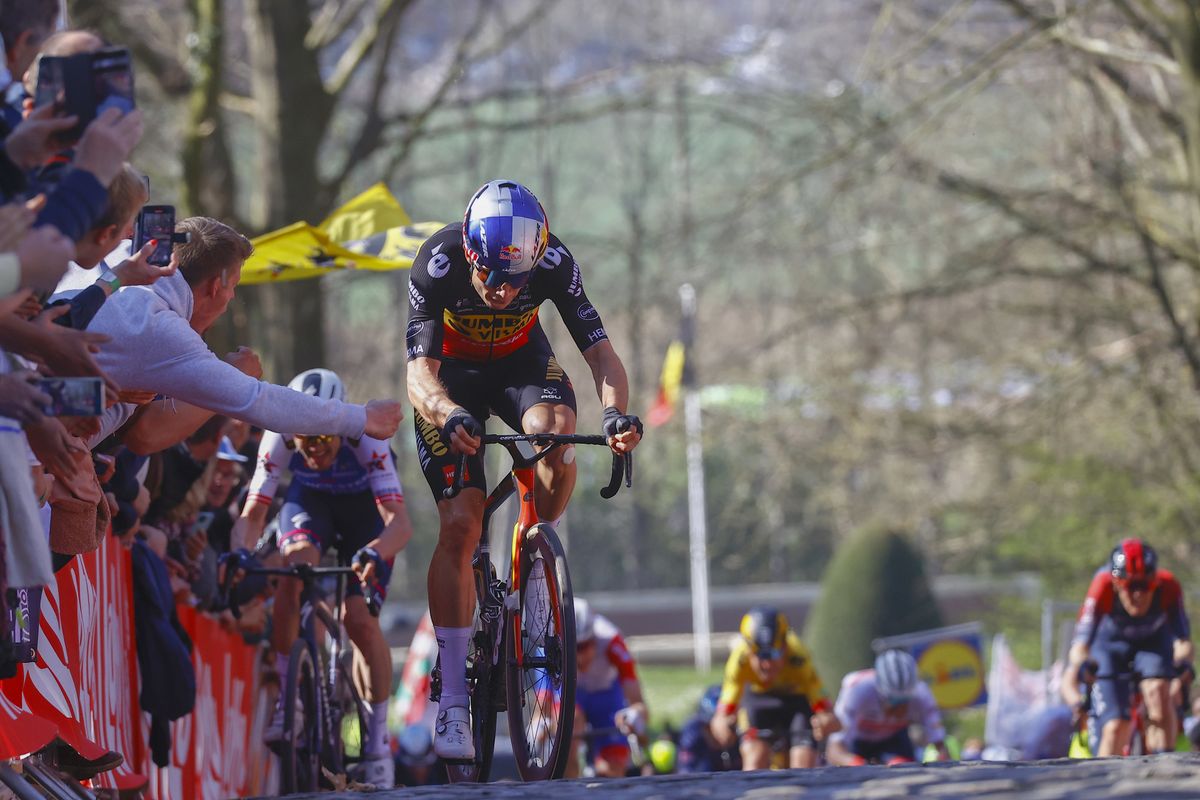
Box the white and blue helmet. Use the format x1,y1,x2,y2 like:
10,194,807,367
461,179,549,289
287,368,345,402
874,649,919,700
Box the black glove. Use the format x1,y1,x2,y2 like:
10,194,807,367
1176,660,1195,684
602,406,643,439
1077,659,1099,684
352,546,389,615
442,409,482,444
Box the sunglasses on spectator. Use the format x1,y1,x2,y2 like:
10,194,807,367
295,434,336,447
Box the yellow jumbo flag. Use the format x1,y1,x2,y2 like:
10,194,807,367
240,183,444,285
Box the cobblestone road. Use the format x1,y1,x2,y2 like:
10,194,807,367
279,753,1200,800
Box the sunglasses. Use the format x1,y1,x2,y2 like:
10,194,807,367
295,434,336,447
754,649,783,662
1119,577,1156,593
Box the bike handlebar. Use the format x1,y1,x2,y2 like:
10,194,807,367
218,556,380,618
441,432,634,500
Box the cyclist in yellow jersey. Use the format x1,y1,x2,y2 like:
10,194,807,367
711,607,839,769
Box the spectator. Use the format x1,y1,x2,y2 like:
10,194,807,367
0,0,57,115
85,215,403,453
200,435,245,555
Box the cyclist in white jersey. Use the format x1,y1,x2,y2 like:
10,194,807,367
232,369,413,787
827,650,949,766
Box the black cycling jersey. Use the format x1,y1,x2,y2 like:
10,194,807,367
405,223,609,363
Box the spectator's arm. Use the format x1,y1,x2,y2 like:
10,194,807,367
35,168,108,242
120,398,215,455
48,285,107,330
0,251,18,296
0,145,27,197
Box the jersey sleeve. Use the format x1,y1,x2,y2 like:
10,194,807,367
539,237,610,354
405,226,455,361
1160,573,1191,642
605,633,639,683
717,643,749,715
246,430,289,506
786,632,831,712
913,682,946,743
1072,569,1113,647
833,673,864,743
352,436,404,505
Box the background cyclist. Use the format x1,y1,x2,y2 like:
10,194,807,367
678,685,740,773
710,607,838,769
827,649,949,766
1060,537,1193,756
231,368,413,787
404,179,642,760
566,598,649,778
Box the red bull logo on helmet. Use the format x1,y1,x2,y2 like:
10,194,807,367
499,244,522,261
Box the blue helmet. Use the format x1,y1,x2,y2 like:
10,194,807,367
461,179,549,289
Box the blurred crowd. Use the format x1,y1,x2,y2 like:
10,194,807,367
0,0,405,776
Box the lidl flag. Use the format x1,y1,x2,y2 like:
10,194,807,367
240,183,445,284
874,622,987,709
647,341,686,427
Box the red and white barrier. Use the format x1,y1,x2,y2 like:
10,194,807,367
0,535,274,798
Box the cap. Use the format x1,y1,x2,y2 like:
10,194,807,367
217,436,248,463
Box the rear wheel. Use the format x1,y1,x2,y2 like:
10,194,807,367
281,639,321,794
445,564,500,783
506,523,576,781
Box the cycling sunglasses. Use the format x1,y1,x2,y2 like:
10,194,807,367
295,433,336,447
473,263,532,289
1119,577,1157,593
754,648,783,662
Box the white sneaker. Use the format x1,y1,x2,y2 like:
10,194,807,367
348,754,395,788
434,705,475,762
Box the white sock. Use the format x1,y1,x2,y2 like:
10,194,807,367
275,652,289,687
435,625,472,707
365,700,390,757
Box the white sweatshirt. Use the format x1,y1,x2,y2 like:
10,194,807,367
86,271,368,441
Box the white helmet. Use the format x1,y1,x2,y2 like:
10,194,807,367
287,368,345,402
874,649,919,699
574,597,595,643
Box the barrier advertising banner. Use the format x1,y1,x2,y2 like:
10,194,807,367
874,622,988,709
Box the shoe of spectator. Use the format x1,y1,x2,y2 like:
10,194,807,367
434,705,474,762
348,754,394,788
263,695,304,751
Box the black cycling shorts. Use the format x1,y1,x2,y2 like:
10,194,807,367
413,341,576,500
742,692,815,750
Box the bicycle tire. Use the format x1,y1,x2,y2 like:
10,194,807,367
328,651,370,776
506,523,576,781
281,639,321,794
445,585,500,782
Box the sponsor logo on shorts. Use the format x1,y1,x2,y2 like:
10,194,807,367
541,388,561,401
414,414,448,457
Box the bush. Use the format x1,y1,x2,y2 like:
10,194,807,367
803,526,943,688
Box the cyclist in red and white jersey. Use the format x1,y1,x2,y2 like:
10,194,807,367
566,598,648,777
827,650,948,766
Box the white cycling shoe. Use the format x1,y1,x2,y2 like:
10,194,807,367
434,705,475,762
348,754,395,788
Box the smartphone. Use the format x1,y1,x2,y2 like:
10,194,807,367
33,47,135,143
36,377,104,416
133,205,176,266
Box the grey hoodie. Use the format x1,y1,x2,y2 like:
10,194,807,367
87,271,368,440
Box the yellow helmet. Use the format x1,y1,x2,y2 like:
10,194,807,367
739,606,787,658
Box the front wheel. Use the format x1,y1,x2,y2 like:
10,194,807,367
280,639,321,794
506,523,576,781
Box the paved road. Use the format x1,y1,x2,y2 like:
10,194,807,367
280,753,1200,799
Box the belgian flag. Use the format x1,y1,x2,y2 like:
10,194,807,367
647,341,686,426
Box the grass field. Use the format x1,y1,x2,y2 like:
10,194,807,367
640,664,724,732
